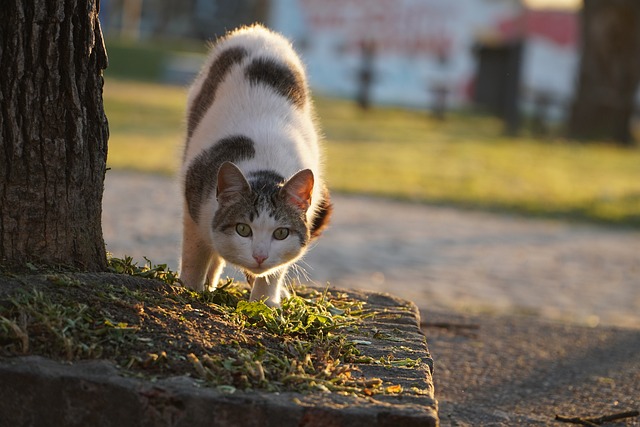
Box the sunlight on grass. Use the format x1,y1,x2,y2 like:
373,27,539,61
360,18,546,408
317,96,640,224
104,79,187,175
104,78,640,226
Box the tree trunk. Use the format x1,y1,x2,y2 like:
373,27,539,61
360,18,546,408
567,0,640,145
0,0,109,270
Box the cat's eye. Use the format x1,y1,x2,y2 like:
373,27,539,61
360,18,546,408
273,227,289,240
235,223,252,237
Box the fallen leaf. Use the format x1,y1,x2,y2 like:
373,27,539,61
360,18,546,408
385,384,403,394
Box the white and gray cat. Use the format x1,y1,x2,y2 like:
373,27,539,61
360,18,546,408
180,25,332,306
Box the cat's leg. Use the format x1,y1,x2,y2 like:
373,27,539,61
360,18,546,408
249,268,289,307
180,213,216,291
205,254,225,292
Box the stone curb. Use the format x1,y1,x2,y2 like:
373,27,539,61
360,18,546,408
0,288,438,427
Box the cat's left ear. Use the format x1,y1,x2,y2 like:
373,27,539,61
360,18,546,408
280,169,314,212
217,162,251,203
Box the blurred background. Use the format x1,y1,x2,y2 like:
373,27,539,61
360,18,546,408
100,0,640,328
101,0,640,142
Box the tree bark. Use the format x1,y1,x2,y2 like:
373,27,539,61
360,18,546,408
567,0,640,145
0,0,109,270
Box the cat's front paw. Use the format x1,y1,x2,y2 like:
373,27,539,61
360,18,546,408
248,289,282,307
249,276,287,307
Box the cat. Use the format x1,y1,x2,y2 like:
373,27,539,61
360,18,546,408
179,24,332,307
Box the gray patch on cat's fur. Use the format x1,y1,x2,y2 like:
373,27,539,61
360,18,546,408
187,47,248,141
246,170,286,223
310,185,333,239
248,170,285,194
245,57,307,109
185,135,255,222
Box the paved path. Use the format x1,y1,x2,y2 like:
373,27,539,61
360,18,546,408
103,171,640,328
424,309,640,426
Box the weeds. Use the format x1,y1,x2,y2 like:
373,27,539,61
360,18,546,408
234,292,363,337
0,257,408,396
175,281,382,394
189,288,379,394
0,290,137,360
107,255,180,286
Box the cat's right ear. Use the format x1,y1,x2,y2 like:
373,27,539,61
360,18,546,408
280,169,314,212
217,162,251,203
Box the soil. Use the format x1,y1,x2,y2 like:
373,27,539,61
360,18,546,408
0,270,434,400
0,272,256,381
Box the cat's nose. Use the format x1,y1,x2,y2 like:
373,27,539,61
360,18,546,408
253,254,268,265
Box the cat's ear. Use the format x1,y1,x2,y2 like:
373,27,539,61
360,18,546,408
217,162,250,203
280,169,314,212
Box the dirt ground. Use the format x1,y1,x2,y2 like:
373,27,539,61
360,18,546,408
0,272,407,397
0,273,250,380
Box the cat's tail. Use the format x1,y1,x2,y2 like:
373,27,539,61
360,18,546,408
310,185,333,240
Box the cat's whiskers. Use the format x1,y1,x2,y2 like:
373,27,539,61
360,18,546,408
290,263,309,283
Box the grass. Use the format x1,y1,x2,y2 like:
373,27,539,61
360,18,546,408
105,37,207,82
105,79,186,174
2,258,410,396
316,97,640,225
0,289,120,359
104,77,640,227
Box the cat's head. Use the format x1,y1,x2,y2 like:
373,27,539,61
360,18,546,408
211,162,314,276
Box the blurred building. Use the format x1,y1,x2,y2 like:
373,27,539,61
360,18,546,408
270,0,578,116
100,0,269,40
101,0,579,118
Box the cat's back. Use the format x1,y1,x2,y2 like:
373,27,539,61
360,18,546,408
181,25,325,230
185,24,313,158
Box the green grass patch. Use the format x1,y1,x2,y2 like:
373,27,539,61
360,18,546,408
105,39,167,82
104,37,206,82
104,79,186,174
104,78,640,226
1,257,399,396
